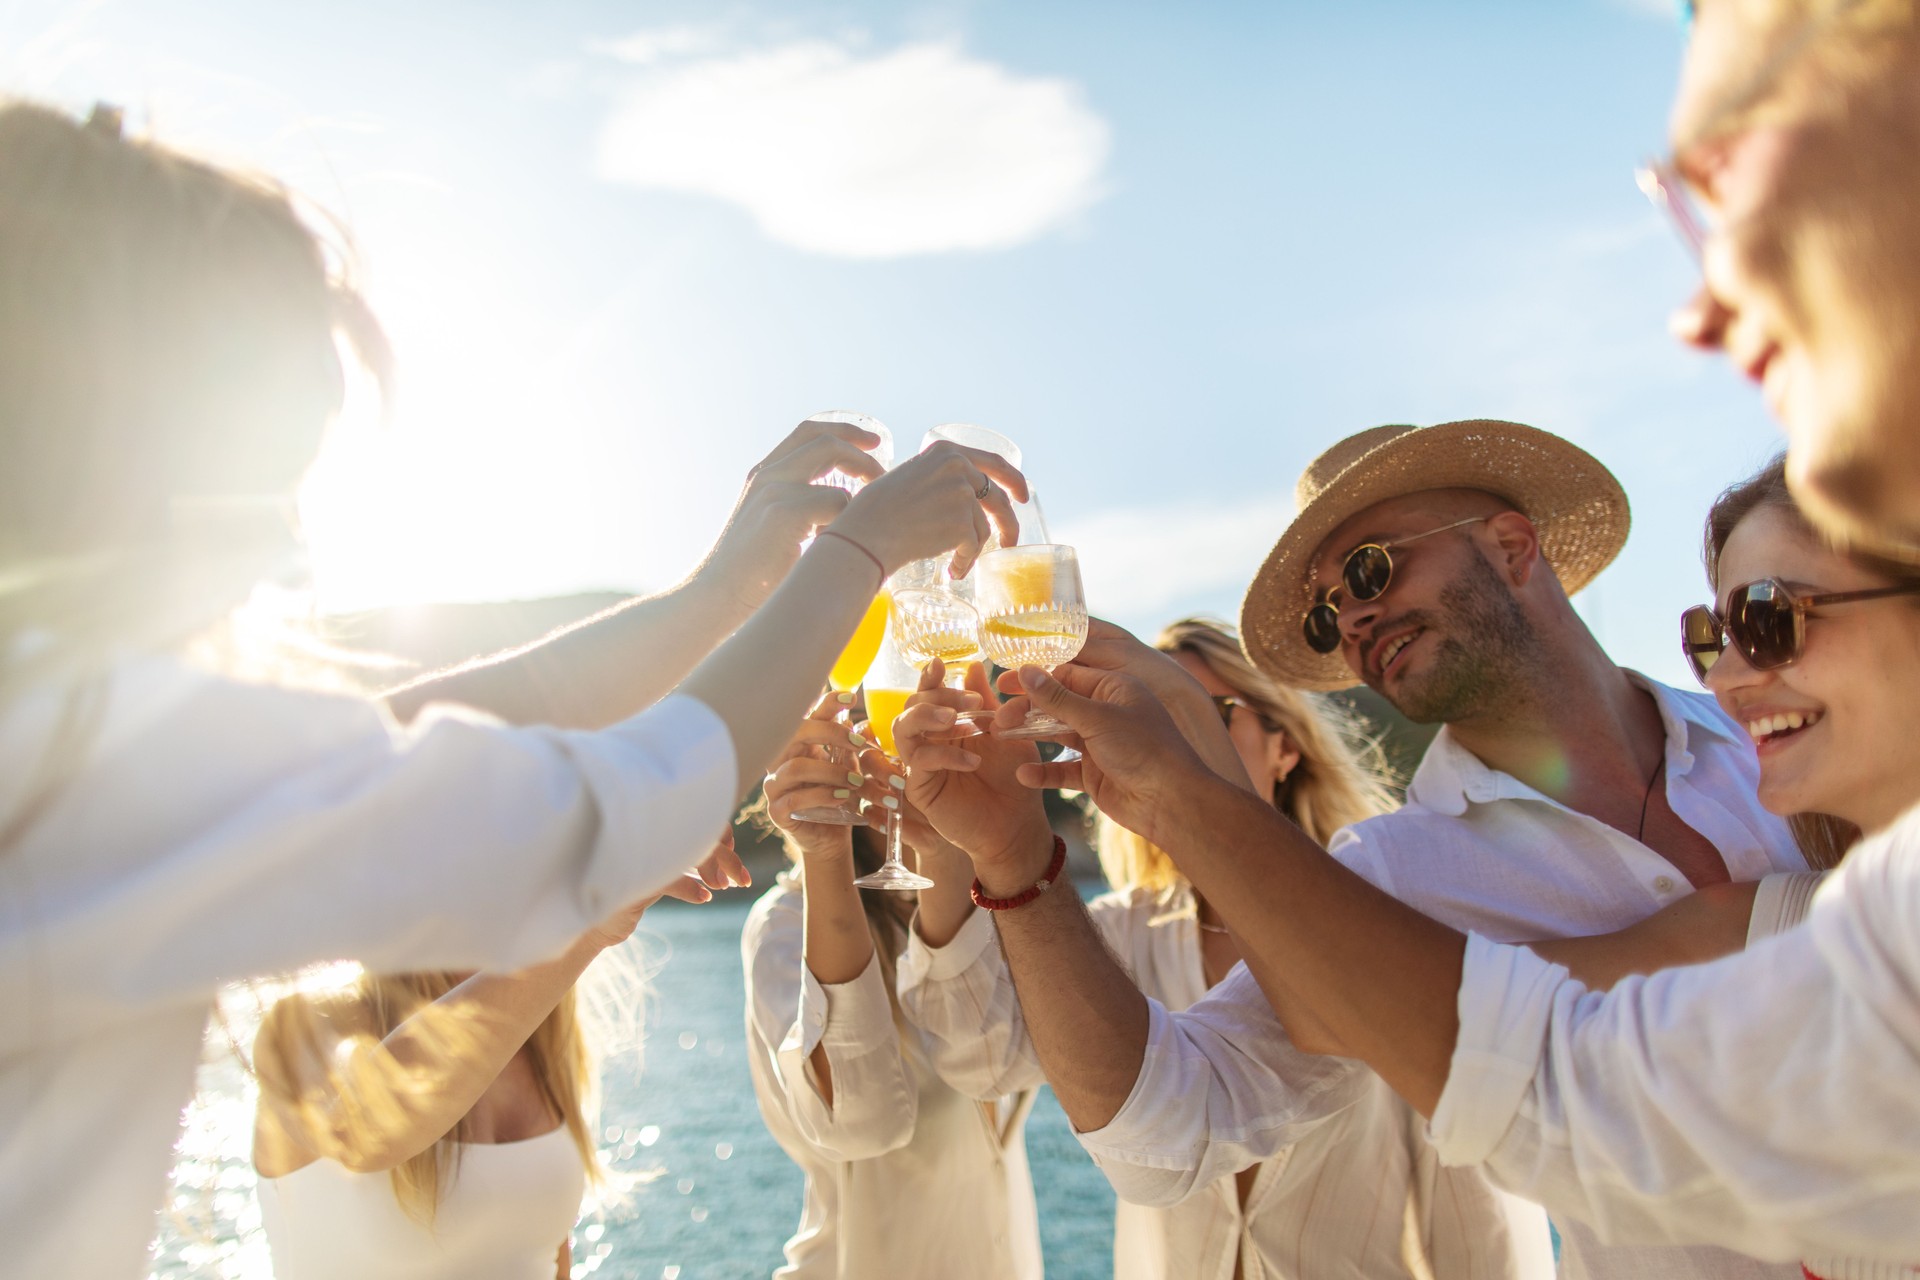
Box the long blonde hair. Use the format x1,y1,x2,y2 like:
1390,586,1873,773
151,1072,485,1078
255,969,604,1226
1097,617,1397,894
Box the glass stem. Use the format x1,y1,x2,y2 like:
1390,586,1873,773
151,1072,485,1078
887,797,907,871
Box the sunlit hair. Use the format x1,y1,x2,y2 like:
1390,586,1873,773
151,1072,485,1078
0,99,391,714
252,968,608,1226
1097,618,1397,894
1702,454,1920,866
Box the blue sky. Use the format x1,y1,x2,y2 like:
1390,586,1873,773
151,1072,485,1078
5,0,1788,687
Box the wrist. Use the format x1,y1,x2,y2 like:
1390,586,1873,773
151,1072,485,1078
972,822,1060,900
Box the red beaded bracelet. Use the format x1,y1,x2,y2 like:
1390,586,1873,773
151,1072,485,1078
971,835,1068,912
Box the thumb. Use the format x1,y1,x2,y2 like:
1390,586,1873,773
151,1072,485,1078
1017,664,1103,728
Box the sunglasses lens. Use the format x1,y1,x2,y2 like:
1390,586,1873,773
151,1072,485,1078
1303,604,1343,654
1343,545,1393,601
1680,605,1723,684
1732,582,1799,670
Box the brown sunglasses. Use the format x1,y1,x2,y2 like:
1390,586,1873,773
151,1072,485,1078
1681,577,1920,684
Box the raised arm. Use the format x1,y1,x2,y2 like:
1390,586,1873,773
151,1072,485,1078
254,886,697,1175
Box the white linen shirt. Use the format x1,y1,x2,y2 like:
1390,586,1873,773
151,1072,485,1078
0,653,738,1280
743,877,1042,1280
899,881,1550,1280
1433,812,1920,1268
1075,675,1807,1280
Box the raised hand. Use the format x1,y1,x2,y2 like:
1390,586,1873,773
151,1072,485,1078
700,419,892,611
1002,664,1214,853
582,827,747,950
829,441,1029,582
763,691,892,863
893,658,1053,879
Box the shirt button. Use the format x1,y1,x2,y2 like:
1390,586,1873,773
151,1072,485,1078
1653,875,1675,894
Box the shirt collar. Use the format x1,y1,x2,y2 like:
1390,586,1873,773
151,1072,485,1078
1404,671,1739,818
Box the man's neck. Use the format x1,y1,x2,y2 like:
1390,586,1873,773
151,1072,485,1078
1444,641,1666,820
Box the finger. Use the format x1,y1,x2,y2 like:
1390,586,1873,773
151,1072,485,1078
905,683,984,712
771,784,870,829
788,715,876,755
789,417,882,455
773,434,887,487
948,446,1030,504
694,839,752,889
903,742,984,773
895,700,962,752
759,480,854,532
976,474,1021,551
767,756,862,800
920,657,945,693
659,874,715,904
1016,758,1084,791
964,660,1000,703
947,513,987,581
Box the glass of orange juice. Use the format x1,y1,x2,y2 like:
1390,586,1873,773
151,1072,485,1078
791,589,892,826
853,628,934,891
975,544,1087,740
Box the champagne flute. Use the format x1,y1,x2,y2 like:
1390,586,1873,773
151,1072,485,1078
922,422,1049,547
791,591,893,824
853,627,935,891
975,544,1088,740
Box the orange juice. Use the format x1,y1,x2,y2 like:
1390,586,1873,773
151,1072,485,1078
863,687,914,757
830,592,891,692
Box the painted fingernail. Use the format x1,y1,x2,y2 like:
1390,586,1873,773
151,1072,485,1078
836,692,856,705
881,794,900,811
833,789,851,799
847,770,865,786
888,774,906,791
849,731,871,749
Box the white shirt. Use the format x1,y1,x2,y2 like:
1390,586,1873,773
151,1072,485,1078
900,882,1548,1280
1076,675,1807,1280
1434,813,1920,1268
0,653,737,1280
258,1126,586,1279
742,877,1042,1280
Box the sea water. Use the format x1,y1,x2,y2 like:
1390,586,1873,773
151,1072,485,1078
152,889,1116,1279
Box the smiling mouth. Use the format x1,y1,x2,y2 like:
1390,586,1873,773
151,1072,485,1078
1375,629,1421,679
1747,709,1822,746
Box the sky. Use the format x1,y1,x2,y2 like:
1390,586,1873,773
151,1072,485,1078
2,0,1791,688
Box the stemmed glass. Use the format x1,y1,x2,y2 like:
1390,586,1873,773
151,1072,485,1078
853,627,935,890
791,408,893,825
974,544,1088,740
890,587,983,688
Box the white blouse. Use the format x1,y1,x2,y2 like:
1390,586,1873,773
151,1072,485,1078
259,1126,586,1279
0,653,737,1280
899,882,1549,1280
742,876,1042,1280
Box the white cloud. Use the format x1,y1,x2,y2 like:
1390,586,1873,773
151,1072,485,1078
591,24,725,66
594,38,1110,258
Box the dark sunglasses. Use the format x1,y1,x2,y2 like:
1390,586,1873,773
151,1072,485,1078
1302,517,1488,655
1211,695,1282,734
1680,577,1920,684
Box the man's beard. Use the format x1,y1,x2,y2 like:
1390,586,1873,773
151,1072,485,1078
1367,552,1537,726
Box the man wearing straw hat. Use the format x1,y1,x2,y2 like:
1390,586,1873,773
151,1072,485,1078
898,418,1807,1279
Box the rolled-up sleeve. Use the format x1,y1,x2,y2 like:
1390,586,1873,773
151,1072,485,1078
746,905,916,1162
1430,827,1920,1264
897,907,1050,1101
1075,964,1373,1208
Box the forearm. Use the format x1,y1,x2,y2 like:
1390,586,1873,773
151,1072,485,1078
343,941,600,1166
1155,778,1464,1115
976,827,1151,1131
384,575,750,729
911,838,979,948
801,852,876,988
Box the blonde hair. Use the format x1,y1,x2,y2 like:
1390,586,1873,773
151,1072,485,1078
0,99,390,711
255,969,603,1226
1097,618,1397,894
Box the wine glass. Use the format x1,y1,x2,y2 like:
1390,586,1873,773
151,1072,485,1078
922,423,1049,547
853,627,935,891
791,590,893,825
811,409,894,491
890,587,983,688
974,544,1088,740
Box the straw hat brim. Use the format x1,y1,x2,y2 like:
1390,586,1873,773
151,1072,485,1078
1239,420,1630,692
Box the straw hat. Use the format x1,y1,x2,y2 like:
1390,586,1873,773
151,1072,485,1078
1240,420,1630,691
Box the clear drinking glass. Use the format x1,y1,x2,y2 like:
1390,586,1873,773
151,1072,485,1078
921,423,1048,547
974,544,1088,740
853,628,934,890
890,587,983,688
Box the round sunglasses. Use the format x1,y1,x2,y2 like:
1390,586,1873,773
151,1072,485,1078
1680,577,1920,684
1301,517,1488,655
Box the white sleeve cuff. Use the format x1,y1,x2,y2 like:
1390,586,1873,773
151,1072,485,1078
1430,933,1571,1167
900,899,996,988
1745,871,1827,947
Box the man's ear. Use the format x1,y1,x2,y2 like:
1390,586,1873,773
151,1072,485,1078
1485,510,1542,586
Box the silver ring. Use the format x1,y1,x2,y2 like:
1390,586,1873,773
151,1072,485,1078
976,478,993,500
